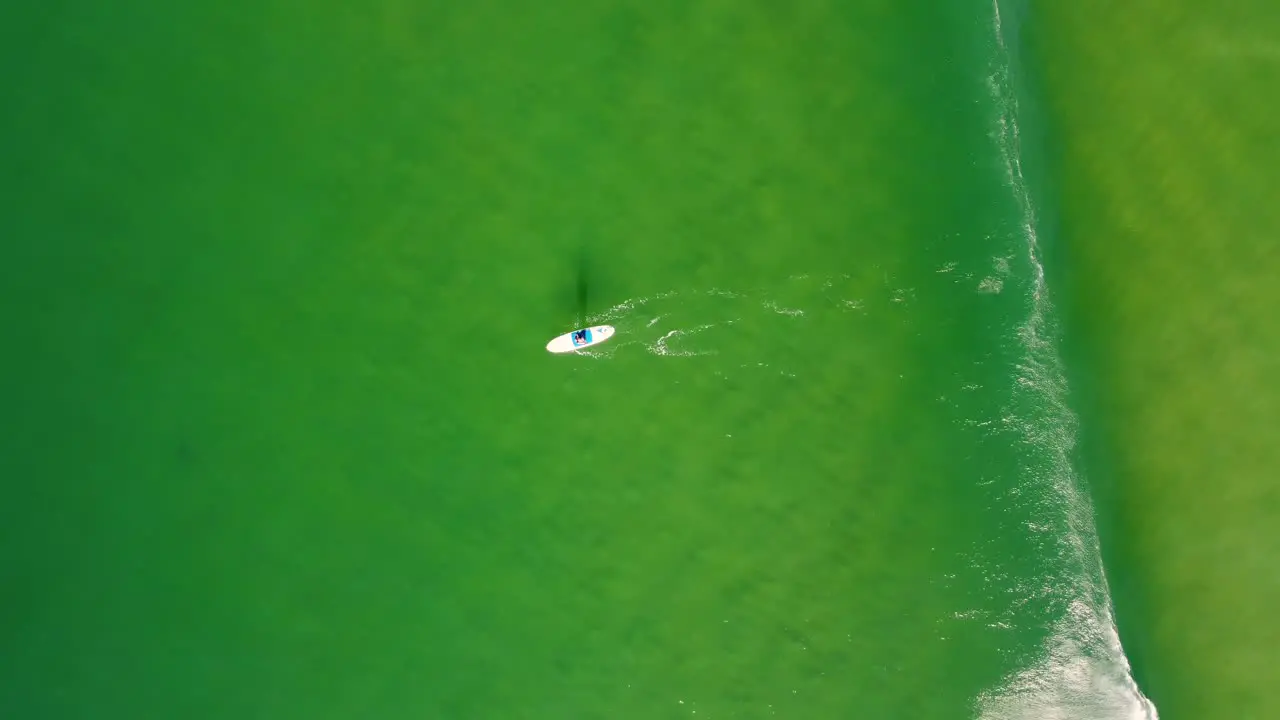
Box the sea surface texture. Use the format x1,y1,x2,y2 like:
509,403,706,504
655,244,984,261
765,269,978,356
4,0,1275,718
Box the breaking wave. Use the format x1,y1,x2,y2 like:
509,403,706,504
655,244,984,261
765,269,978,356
973,1,1158,718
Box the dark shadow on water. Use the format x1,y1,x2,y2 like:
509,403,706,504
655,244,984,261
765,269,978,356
557,242,621,330
572,243,619,327
576,246,589,328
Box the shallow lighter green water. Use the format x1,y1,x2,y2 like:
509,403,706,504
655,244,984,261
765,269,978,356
1028,1,1280,717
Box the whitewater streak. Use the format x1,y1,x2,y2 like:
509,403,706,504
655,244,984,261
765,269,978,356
975,2,1159,719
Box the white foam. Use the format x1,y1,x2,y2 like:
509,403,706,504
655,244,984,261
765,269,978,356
650,325,719,357
976,2,1159,718
578,284,806,361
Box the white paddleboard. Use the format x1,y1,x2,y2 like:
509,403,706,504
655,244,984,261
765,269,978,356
546,325,616,353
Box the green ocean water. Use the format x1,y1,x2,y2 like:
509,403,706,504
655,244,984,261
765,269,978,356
1026,1,1280,718
2,0,1272,718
